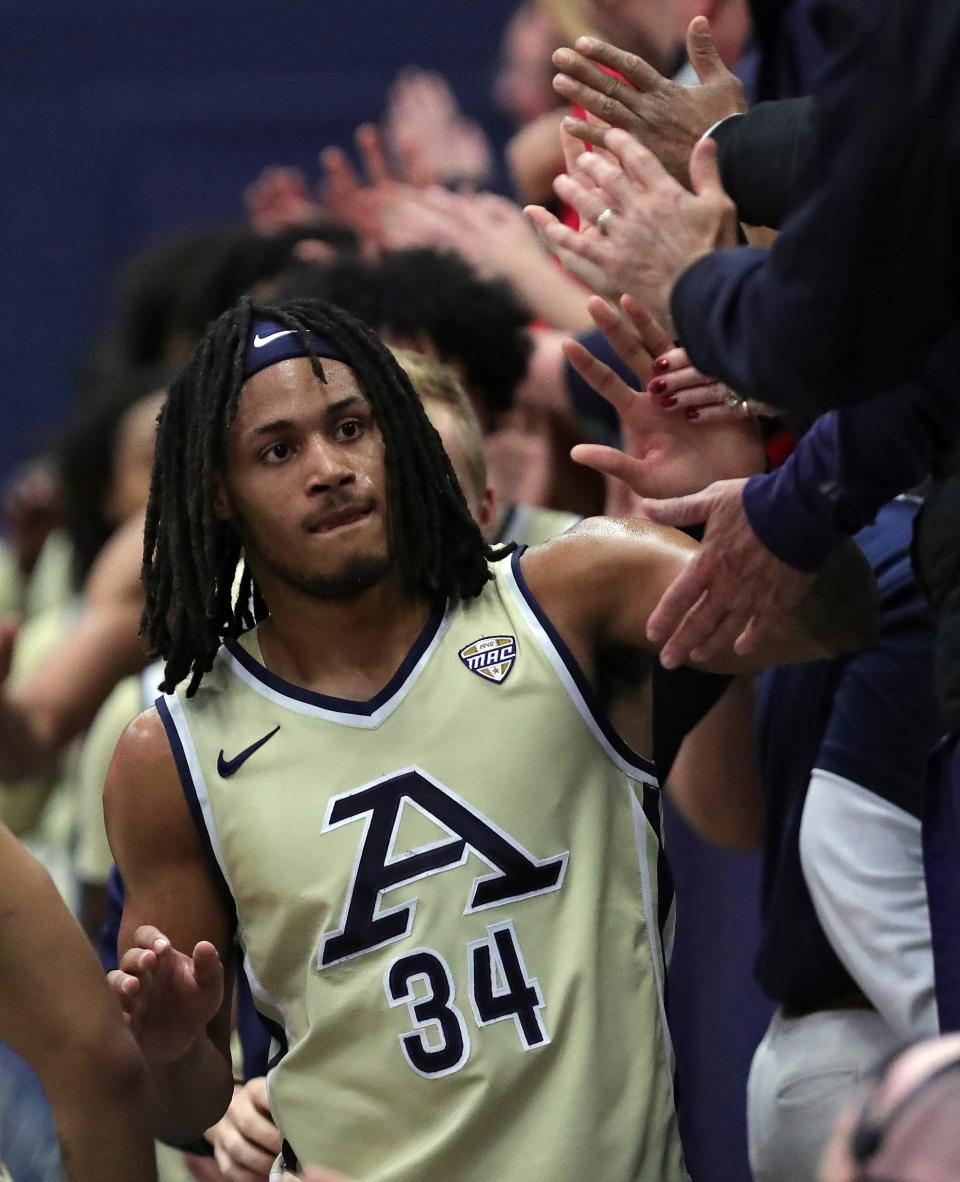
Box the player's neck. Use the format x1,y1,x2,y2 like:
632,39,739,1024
255,573,435,701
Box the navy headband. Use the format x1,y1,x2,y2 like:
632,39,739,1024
242,319,352,382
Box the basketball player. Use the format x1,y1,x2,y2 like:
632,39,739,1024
0,821,156,1181
105,299,874,1180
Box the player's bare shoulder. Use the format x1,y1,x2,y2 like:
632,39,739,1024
104,705,197,865
519,515,698,648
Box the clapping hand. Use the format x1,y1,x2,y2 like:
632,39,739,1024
527,127,737,330
553,17,747,187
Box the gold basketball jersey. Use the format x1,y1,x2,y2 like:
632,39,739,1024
159,550,685,1182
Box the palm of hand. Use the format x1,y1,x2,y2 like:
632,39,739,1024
132,947,223,1064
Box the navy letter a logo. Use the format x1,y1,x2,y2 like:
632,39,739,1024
317,767,568,970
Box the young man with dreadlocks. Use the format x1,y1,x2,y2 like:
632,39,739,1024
106,296,876,1181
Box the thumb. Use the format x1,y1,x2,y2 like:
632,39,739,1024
686,16,725,84
688,135,724,198
191,941,224,991
636,489,711,527
571,444,649,492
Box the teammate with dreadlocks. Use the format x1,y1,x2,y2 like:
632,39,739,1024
106,296,876,1181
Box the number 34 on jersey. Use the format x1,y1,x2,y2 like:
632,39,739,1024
316,767,569,1079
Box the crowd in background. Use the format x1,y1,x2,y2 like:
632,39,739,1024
2,1,960,1180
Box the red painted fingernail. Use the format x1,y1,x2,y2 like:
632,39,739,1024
685,409,699,419
659,396,677,408
654,357,670,373
648,378,666,394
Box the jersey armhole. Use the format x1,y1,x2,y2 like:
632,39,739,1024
503,549,659,787
155,695,238,931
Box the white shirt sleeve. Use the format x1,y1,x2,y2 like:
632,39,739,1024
799,768,939,1040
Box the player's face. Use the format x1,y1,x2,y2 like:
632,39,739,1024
218,357,391,601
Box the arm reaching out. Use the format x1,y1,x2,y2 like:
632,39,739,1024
105,708,236,1142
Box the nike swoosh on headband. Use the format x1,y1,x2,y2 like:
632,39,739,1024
253,330,296,348
217,725,281,777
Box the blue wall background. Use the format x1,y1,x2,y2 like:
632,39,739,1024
0,0,517,473
0,5,770,1179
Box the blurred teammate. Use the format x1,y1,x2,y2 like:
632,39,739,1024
106,298,872,1179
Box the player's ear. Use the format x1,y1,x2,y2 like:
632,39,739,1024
478,485,496,539
213,474,234,521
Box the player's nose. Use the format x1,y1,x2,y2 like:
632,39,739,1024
304,436,356,493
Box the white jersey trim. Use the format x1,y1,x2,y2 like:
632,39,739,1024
501,552,658,786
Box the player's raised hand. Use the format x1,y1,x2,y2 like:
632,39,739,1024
108,925,224,1064
553,17,747,186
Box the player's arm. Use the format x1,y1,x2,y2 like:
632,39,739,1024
0,823,157,1182
666,676,764,849
522,517,878,676
104,705,236,1143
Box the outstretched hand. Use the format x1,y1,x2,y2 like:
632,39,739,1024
108,925,224,1065
565,296,763,502
636,479,815,667
553,17,747,186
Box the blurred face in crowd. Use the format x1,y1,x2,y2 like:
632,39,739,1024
216,358,393,602
103,390,166,525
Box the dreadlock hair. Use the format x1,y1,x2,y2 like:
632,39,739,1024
143,296,506,697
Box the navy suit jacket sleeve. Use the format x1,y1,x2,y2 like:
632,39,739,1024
743,324,960,570
672,0,960,413
712,98,813,229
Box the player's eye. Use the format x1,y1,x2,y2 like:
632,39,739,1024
336,418,364,441
261,441,294,463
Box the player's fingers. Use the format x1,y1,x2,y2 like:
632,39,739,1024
619,296,674,359
552,171,611,228
562,339,638,414
649,346,693,376
192,941,224,989
213,1139,272,1182
107,968,141,1002
560,115,607,150
132,925,171,953
648,365,707,397
234,1099,282,1156
119,944,158,976
573,36,665,93
218,1126,277,1176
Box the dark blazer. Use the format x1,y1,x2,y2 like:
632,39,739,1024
672,0,960,413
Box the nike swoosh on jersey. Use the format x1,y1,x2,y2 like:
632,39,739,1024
253,330,296,348
217,725,281,777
